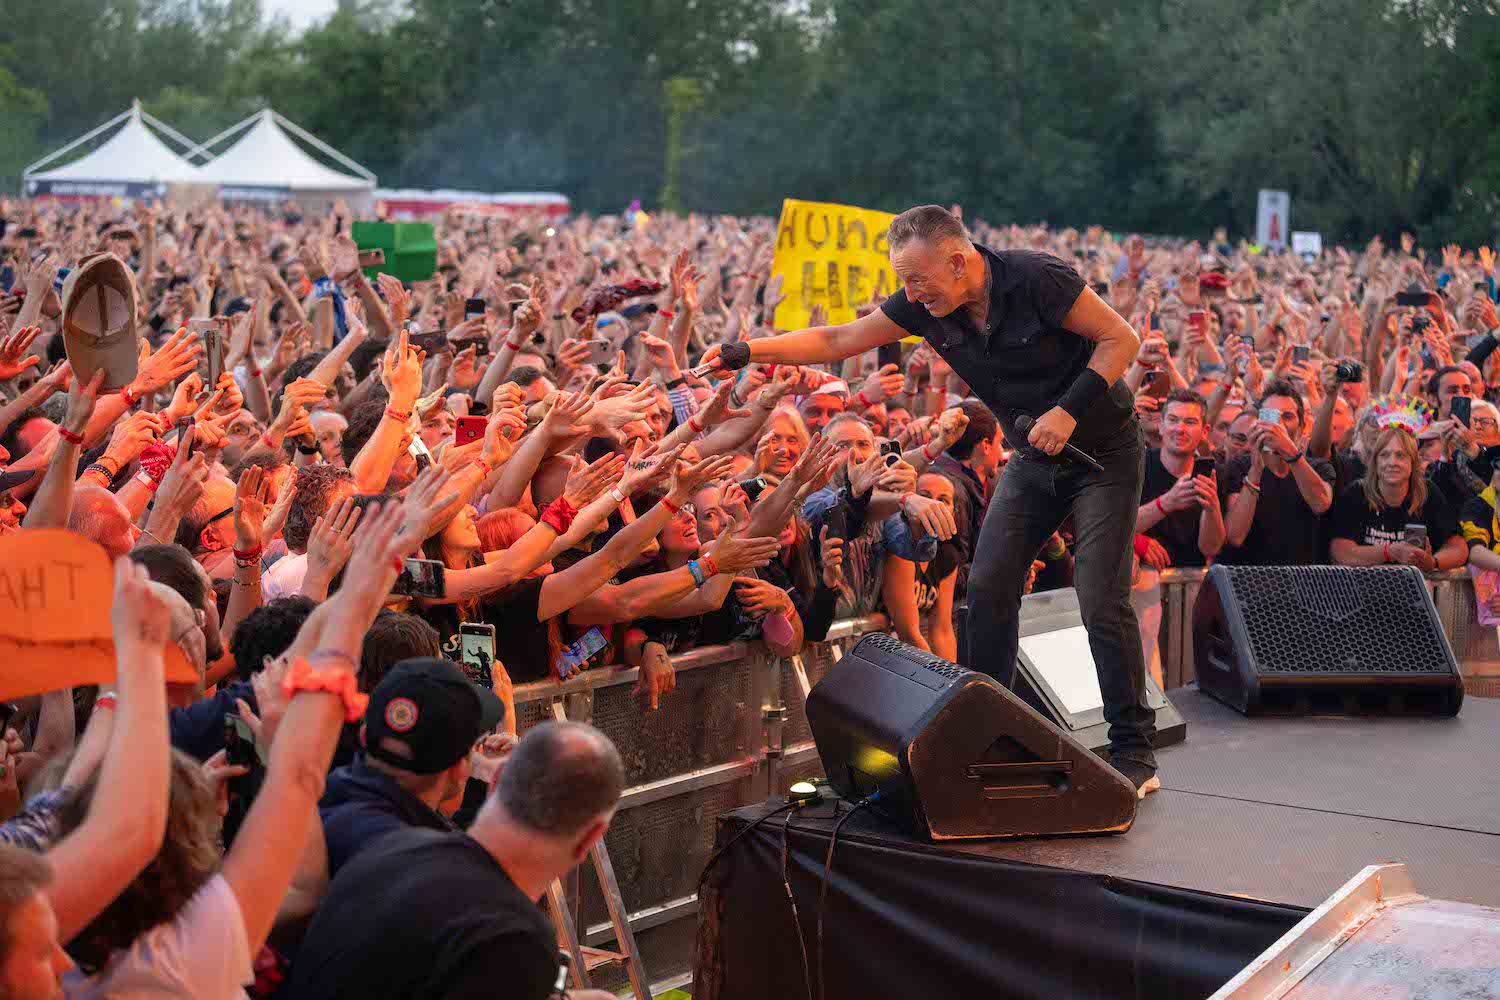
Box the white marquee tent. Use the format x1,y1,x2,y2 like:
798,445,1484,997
23,100,204,198
187,108,376,211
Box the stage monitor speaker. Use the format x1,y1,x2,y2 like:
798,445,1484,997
1006,588,1187,751
805,633,1138,841
1192,564,1464,716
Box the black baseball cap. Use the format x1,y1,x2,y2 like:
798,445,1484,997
364,657,505,775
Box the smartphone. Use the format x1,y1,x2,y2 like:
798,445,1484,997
1257,405,1281,425
202,327,224,392
823,504,848,542
16,227,37,239
392,557,446,598
1403,523,1428,549
357,248,385,269
1451,395,1472,428
223,714,257,769
1396,291,1432,308
883,452,902,468
586,339,616,366
1187,310,1206,332
739,476,768,503
0,702,16,733
558,626,608,677
1193,457,1217,480
407,436,431,472
1292,345,1310,364
455,415,487,446
1475,281,1489,292
1145,369,1169,400
464,297,486,321
410,332,450,355
459,622,497,689
877,341,902,370
880,439,902,457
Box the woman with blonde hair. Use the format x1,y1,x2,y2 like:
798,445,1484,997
1328,425,1467,571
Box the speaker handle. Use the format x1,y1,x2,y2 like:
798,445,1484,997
966,761,1073,798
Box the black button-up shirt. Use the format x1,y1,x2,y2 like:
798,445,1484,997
880,246,1134,451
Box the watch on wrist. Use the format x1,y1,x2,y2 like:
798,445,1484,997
665,376,687,389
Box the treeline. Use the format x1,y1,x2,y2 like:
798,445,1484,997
4,0,1500,245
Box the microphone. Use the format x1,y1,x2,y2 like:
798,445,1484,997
1013,415,1104,473
687,342,751,379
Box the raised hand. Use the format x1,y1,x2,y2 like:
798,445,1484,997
701,518,779,575
302,495,363,596
620,442,683,496
103,410,167,468
394,465,453,551
134,327,202,396
668,452,737,503
902,492,957,540
539,389,596,439
111,556,173,653
380,328,425,410
0,325,42,381
733,576,794,619
696,381,752,428
563,452,626,508
62,369,105,438
858,363,904,405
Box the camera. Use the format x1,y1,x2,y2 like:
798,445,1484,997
1334,361,1363,383
1410,313,1431,334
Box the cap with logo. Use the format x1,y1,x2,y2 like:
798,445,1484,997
60,252,140,392
364,657,505,775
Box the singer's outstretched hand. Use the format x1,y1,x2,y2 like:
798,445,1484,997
1026,406,1077,456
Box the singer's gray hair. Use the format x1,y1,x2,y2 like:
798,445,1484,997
887,205,971,252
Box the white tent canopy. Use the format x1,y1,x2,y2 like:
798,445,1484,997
189,108,375,194
23,100,204,195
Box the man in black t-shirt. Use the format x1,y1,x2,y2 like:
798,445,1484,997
285,722,624,1000
700,205,1160,796
1221,380,1336,565
1136,389,1225,567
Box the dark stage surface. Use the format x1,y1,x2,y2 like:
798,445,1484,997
695,687,1500,1000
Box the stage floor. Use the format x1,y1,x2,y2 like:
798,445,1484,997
965,686,1500,909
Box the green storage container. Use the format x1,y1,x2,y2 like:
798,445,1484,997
351,221,437,284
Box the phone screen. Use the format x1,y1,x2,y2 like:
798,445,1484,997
1146,369,1169,400
204,328,223,390
1292,345,1310,364
586,340,615,366
1451,395,1472,428
1396,291,1431,308
1258,406,1281,425
558,627,608,676
1403,523,1428,548
1193,458,1217,480
459,625,496,688
464,297,486,321
393,557,446,598
877,341,902,370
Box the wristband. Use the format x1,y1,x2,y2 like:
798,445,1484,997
1383,542,1392,563
135,470,160,492
662,497,683,514
297,441,321,456
1243,479,1261,495
1154,496,1168,517
899,491,915,509
1056,368,1110,421
507,339,525,351
260,431,280,450
609,486,627,504
660,309,675,320
282,656,368,723
923,441,941,463
540,496,579,534
82,463,115,484
666,376,687,389
686,560,706,587
94,694,117,713
120,385,139,407
856,390,873,409
688,414,705,434
385,406,411,424
57,427,83,445
699,554,720,578
247,366,262,378
233,545,264,563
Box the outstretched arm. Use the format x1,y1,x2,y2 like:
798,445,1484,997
700,308,906,372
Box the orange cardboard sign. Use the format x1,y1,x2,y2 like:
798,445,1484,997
0,530,197,700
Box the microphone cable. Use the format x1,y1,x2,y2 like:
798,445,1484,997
816,794,876,1000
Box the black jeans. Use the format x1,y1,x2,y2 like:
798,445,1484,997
962,421,1156,762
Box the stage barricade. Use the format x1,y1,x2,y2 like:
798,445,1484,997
508,614,886,996
1155,567,1499,691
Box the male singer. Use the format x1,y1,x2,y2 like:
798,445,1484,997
701,206,1158,796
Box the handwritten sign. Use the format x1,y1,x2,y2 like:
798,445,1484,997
0,530,195,699
771,199,902,330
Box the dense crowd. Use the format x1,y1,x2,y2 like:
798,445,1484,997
0,196,1494,996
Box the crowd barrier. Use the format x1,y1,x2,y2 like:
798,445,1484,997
508,571,1499,996
508,614,885,997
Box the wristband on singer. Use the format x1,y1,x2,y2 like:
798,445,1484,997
1056,368,1110,421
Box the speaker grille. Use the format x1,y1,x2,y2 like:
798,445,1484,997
1228,566,1450,674
857,632,968,681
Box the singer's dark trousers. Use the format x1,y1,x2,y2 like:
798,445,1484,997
962,421,1157,763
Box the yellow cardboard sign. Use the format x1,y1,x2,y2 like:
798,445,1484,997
771,199,903,330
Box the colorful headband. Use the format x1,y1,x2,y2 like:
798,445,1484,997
1370,394,1431,434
